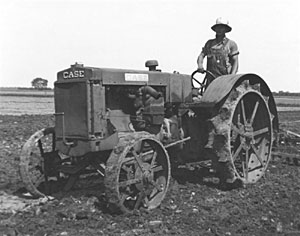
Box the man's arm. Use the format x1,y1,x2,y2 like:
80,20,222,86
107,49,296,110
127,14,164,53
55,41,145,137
230,54,239,74
197,51,206,72
229,40,239,74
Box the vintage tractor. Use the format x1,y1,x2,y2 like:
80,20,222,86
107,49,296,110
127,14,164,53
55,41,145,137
20,60,278,213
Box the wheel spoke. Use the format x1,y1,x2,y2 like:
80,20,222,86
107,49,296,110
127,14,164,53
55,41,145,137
232,143,244,161
241,99,247,123
150,152,158,168
250,144,264,166
253,127,269,136
242,149,249,180
119,178,141,188
237,114,241,125
122,156,135,164
132,150,144,171
250,101,259,125
152,165,163,172
141,150,154,161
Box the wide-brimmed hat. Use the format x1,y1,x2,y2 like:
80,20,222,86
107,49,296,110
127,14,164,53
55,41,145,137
211,17,232,33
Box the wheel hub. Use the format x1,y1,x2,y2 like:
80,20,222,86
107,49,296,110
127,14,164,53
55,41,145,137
135,162,153,190
244,124,253,138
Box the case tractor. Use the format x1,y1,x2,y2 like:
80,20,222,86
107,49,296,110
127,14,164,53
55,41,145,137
20,60,278,213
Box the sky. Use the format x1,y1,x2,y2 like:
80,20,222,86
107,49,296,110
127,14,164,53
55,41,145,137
0,0,299,92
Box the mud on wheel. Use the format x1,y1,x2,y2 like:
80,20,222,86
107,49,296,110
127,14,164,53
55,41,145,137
104,132,170,213
212,81,273,184
20,127,63,197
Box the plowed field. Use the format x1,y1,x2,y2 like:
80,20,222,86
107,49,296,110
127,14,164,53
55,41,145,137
0,111,300,236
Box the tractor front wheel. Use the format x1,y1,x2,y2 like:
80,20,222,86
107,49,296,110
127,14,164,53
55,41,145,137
104,132,170,213
20,127,64,197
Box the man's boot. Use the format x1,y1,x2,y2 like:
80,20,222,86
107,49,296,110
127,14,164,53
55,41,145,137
217,161,245,189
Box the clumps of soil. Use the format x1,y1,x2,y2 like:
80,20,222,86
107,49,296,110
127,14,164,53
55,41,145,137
1,114,300,235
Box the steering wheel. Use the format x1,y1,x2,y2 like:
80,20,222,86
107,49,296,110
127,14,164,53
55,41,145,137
191,69,216,95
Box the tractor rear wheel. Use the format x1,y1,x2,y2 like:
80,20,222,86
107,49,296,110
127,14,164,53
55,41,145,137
104,132,170,213
212,82,273,184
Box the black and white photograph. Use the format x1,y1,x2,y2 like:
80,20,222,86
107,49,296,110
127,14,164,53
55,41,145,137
0,0,300,235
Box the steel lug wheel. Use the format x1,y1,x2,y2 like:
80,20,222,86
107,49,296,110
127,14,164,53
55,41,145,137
104,132,170,213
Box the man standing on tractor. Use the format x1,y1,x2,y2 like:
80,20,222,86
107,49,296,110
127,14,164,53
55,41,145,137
197,17,239,86
197,18,242,188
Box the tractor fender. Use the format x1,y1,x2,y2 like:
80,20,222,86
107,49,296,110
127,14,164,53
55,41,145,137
201,73,278,131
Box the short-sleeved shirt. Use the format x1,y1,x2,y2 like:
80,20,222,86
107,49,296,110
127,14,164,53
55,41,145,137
202,37,239,78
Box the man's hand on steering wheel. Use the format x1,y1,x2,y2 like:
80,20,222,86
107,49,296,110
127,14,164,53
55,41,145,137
191,69,217,95
196,67,205,73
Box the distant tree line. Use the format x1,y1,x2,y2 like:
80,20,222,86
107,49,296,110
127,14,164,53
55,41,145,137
31,78,48,90
272,91,300,96
16,87,52,91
